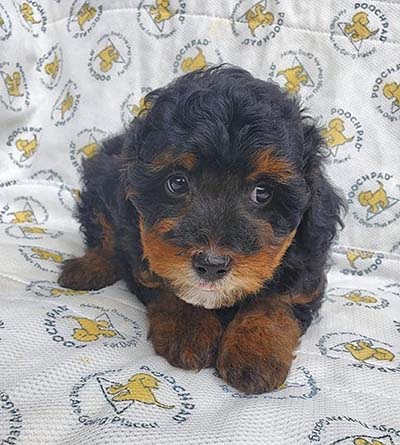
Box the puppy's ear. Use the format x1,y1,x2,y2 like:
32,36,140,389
297,120,344,258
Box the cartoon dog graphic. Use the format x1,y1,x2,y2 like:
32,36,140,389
44,54,60,80
353,438,384,445
67,316,117,342
346,249,374,269
16,135,38,159
20,2,40,25
106,373,175,409
10,210,34,224
344,12,378,42
344,340,394,362
60,92,74,119
96,44,120,73
50,288,87,297
77,2,96,30
22,226,47,235
131,97,151,118
78,142,97,158
358,181,389,214
149,0,176,23
31,247,63,263
0,14,4,29
4,72,22,97
321,118,354,149
277,66,308,94
343,291,377,305
181,47,208,73
245,4,274,37
383,82,400,107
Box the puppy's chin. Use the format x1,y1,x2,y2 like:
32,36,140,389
175,285,244,309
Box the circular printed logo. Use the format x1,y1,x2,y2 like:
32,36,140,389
5,126,42,169
36,43,63,90
137,0,186,39
231,0,284,46
329,2,389,59
58,184,81,212
215,366,319,400
172,38,223,76
27,280,97,298
267,49,323,102
317,331,400,373
51,80,81,127
0,196,48,225
0,3,12,41
88,32,132,82
0,391,23,444
67,0,103,38
70,365,196,428
347,172,400,228
5,225,62,240
13,0,47,37
19,245,73,273
309,416,400,444
326,287,389,310
0,62,30,112
69,127,108,174
42,303,142,349
121,88,152,129
320,107,364,165
371,64,400,123
340,248,384,277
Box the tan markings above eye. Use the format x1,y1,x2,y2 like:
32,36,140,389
247,148,295,184
150,151,197,172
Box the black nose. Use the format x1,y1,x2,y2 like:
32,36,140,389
192,252,232,282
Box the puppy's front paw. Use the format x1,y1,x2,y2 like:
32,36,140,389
216,340,290,395
148,298,223,371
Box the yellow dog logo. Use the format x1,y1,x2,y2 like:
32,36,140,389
106,373,175,409
31,247,63,263
245,4,274,37
343,291,377,305
149,0,176,23
20,2,40,25
50,288,87,297
0,14,5,28
181,47,208,73
16,135,38,159
353,438,384,445
383,82,400,107
5,71,22,97
131,97,151,118
322,118,354,149
23,226,47,235
10,210,34,224
358,181,388,214
344,340,394,362
67,316,117,342
346,249,373,269
277,66,308,94
78,142,97,158
96,44,120,73
77,2,96,30
44,54,60,80
344,12,378,42
60,92,74,118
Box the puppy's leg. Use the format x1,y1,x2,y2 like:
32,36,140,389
147,291,223,370
217,297,302,394
58,212,121,290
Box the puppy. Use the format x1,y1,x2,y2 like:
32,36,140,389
58,66,343,394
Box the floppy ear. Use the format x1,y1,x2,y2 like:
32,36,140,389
296,120,344,263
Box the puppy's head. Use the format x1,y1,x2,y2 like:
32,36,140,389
125,66,331,309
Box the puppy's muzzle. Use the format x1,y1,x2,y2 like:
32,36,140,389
192,251,232,282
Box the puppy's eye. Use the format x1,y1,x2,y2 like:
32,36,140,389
166,174,189,195
250,185,272,205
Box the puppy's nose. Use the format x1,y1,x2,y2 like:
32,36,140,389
192,252,232,282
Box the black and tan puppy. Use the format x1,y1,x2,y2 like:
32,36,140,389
58,66,343,394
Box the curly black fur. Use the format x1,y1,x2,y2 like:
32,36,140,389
60,65,343,332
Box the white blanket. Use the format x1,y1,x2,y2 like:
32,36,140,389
1,0,400,443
